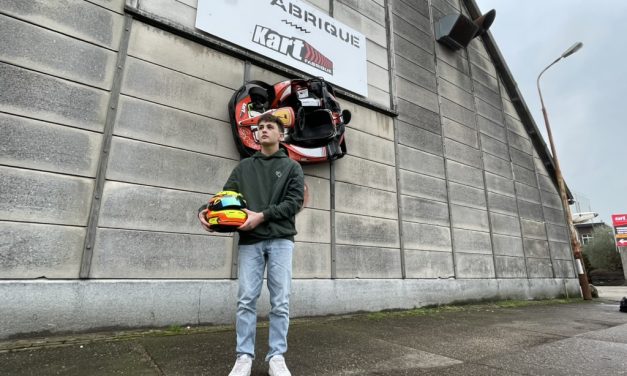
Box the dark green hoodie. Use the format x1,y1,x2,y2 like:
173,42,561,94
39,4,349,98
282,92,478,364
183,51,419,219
223,149,304,245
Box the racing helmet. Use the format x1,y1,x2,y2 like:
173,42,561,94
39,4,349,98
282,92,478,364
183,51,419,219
202,191,248,232
208,191,247,211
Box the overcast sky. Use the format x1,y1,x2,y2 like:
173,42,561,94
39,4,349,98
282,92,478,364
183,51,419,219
474,0,627,225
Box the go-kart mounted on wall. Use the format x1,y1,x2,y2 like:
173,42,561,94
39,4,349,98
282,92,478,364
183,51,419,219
228,77,351,164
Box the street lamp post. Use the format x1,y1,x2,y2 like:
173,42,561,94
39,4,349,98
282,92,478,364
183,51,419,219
537,42,592,300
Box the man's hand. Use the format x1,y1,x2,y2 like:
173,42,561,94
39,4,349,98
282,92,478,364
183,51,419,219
238,209,265,231
198,210,215,232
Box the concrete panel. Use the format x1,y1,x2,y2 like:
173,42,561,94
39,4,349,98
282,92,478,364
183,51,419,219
393,14,432,53
334,1,387,47
0,113,102,177
87,0,124,13
367,61,390,92
553,259,575,278
335,182,398,220
487,192,518,216
475,98,502,124
405,250,454,278
492,234,524,257
399,170,447,202
510,148,535,170
490,212,522,237
367,84,391,108
334,156,396,192
335,245,402,279
502,98,519,120
455,253,495,279
340,101,394,139
399,0,430,17
135,0,196,30
248,64,289,85
534,157,551,177
550,241,572,260
344,128,395,165
393,34,436,74
543,206,566,225
517,200,544,222
0,15,116,89
450,205,489,232
367,39,389,70
99,181,207,234
508,130,533,154
440,98,476,129
1,0,124,50
402,222,452,252
495,256,527,278
444,139,482,169
0,63,108,132
391,0,430,34
91,228,232,278
438,79,475,111
293,242,331,279
515,182,541,204
473,81,502,109
547,224,570,243
0,222,84,278
443,118,478,148
504,114,527,137
128,21,244,90
401,195,450,226
0,166,93,226
526,258,554,278
398,121,443,156
435,45,469,77
521,219,548,240
303,175,330,211
541,191,564,210
432,0,460,18
335,212,399,248
121,57,233,121
398,145,445,178
437,61,472,93
114,96,239,160
395,43,435,81
396,99,441,135
302,163,330,180
483,152,513,179
472,64,499,94
396,77,439,113
107,137,237,193
446,160,484,189
452,228,492,254
480,134,509,160
477,115,506,142
0,278,582,339
448,182,486,210
538,174,559,194
295,209,331,243
468,51,497,79
523,238,550,259
513,165,537,187
485,172,515,197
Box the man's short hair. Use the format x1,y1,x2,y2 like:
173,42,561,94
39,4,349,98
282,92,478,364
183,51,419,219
257,113,285,133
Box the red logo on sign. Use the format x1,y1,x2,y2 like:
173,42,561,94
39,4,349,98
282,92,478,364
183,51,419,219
612,214,627,227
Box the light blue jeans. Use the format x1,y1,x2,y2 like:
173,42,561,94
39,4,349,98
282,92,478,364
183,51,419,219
236,239,293,361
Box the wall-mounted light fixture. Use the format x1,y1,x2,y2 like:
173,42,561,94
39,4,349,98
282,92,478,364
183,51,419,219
435,9,496,50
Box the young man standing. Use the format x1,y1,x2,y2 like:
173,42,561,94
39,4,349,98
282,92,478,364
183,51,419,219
200,113,304,376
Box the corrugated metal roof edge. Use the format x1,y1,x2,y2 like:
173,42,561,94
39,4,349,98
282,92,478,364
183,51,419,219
464,0,574,202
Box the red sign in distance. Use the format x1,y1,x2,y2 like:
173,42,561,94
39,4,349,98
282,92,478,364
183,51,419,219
611,214,627,227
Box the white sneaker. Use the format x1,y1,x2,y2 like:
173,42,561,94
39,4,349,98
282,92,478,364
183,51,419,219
268,355,291,376
228,354,252,376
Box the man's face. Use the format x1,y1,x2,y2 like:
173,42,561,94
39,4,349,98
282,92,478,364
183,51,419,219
257,121,284,146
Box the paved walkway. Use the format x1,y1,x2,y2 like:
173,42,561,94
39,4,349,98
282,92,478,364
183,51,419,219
1,287,626,375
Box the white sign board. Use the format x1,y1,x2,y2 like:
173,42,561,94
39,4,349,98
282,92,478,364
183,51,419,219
196,0,368,96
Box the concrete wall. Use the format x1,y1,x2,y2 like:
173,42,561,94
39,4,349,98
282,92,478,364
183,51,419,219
0,0,578,338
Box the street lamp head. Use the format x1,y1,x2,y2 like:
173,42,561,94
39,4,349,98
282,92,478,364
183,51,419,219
561,42,583,58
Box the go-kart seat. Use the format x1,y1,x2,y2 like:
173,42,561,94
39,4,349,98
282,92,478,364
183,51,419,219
288,108,336,148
